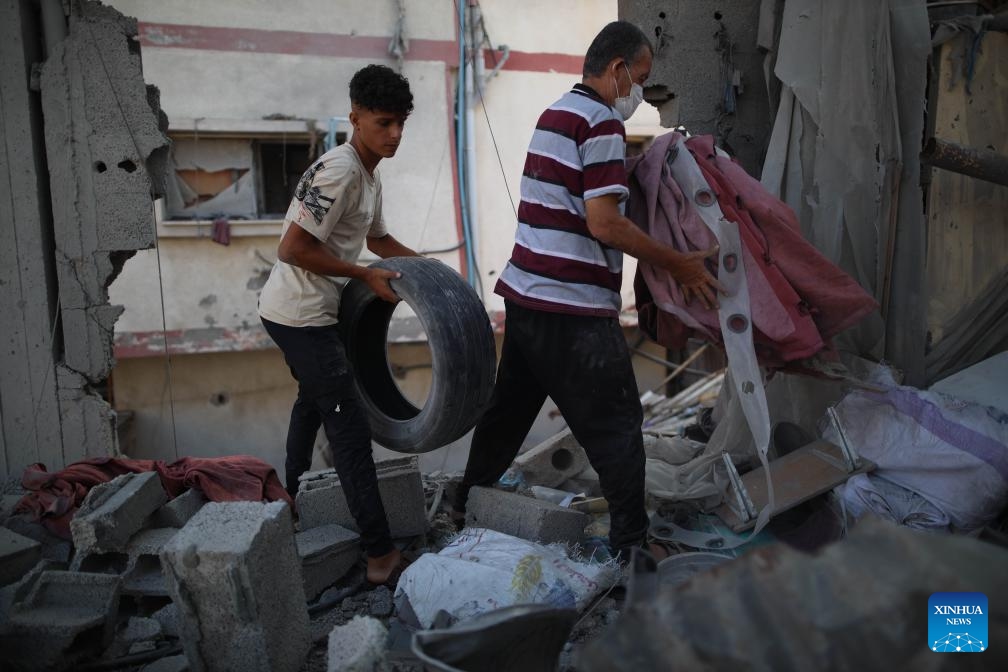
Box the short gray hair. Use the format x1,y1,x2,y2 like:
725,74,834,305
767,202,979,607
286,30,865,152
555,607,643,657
583,21,652,77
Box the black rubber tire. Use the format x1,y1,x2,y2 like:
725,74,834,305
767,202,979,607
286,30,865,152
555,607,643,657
337,257,496,453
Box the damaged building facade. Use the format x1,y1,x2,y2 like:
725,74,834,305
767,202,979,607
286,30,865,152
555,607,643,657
2,0,680,477
0,0,169,477
99,0,675,475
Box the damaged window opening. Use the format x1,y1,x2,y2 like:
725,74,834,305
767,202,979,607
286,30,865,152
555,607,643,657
164,132,343,222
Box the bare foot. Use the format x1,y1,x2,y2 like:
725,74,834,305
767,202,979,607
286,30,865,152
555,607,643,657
647,542,673,562
366,547,402,585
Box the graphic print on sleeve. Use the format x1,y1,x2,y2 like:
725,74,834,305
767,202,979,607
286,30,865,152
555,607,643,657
294,160,335,225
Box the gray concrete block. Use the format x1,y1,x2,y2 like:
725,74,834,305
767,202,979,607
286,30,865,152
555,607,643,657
465,487,589,545
118,616,163,643
71,472,167,555
0,559,66,623
121,527,176,596
0,526,42,586
150,488,207,528
327,616,388,672
5,515,73,562
141,655,189,672
152,602,181,639
0,570,121,670
514,429,590,488
161,501,310,672
1,495,23,522
296,524,360,602
298,457,427,538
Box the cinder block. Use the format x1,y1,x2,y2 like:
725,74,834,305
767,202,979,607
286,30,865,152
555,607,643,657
0,570,121,671
5,515,73,562
152,602,181,638
514,429,590,488
1,494,23,522
295,524,360,602
161,501,310,672
121,528,177,597
143,655,189,672
298,457,426,538
70,472,167,555
327,616,388,672
150,488,207,529
0,559,66,623
465,487,589,545
70,527,177,596
117,615,162,643
0,527,42,586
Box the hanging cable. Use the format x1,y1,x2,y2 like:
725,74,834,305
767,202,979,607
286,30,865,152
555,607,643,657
81,18,179,459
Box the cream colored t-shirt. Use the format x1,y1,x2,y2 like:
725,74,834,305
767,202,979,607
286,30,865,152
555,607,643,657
258,143,388,327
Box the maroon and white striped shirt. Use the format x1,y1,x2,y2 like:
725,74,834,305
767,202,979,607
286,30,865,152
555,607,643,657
495,84,628,317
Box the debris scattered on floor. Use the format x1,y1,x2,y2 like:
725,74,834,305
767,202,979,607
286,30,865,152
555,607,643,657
2,353,1007,671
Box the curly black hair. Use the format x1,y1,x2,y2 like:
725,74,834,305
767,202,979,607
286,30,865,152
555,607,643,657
349,64,414,115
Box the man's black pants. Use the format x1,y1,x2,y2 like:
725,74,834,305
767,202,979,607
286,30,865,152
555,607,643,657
454,301,649,556
261,317,393,557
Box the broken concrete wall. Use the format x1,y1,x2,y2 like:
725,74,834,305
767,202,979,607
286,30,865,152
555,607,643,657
0,0,169,478
619,0,773,176
0,0,64,477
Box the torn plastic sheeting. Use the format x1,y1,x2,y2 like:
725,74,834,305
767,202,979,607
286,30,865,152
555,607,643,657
174,170,257,220
760,0,930,365
170,137,253,172
577,517,1008,671
824,385,1008,533
837,473,952,532
394,528,617,629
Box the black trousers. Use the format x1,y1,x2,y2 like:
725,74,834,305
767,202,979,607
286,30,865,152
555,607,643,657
261,317,393,557
455,301,649,556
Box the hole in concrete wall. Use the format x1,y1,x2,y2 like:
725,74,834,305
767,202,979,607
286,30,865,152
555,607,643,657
714,11,723,20
655,26,662,39
551,448,574,471
79,552,129,575
209,392,230,407
127,35,141,57
659,11,666,19
94,161,107,173
118,159,138,173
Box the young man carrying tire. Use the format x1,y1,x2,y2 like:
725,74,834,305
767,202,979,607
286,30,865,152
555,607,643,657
258,64,418,585
452,22,725,561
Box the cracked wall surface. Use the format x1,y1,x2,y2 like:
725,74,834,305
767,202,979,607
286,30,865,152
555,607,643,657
619,0,773,176
0,0,168,476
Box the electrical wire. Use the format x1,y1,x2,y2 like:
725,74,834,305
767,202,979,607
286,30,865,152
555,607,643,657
80,16,179,459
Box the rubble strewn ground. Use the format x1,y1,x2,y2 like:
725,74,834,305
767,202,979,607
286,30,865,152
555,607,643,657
4,353,1008,672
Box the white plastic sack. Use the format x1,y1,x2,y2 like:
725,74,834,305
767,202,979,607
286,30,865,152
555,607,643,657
838,473,952,532
395,528,617,628
826,386,1008,532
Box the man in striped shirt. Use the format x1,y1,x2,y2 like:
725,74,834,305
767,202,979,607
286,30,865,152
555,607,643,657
454,21,723,560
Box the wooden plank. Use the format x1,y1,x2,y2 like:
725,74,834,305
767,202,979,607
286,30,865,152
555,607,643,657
714,440,874,532
925,33,1008,344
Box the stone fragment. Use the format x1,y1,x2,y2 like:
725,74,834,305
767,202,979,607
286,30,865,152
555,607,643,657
465,486,589,545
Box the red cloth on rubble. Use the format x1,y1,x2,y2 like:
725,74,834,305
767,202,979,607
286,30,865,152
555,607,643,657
15,456,292,540
627,133,877,366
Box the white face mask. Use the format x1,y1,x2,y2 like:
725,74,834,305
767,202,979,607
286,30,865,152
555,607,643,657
613,63,644,121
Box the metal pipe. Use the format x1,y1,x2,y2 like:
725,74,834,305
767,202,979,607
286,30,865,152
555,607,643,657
921,137,1008,187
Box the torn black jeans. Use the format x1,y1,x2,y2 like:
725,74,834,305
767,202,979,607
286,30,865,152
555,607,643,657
454,301,649,557
261,317,393,557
